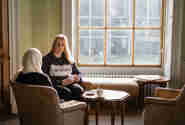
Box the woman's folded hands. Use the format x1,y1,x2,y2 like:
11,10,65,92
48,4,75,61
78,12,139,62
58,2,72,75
62,74,80,86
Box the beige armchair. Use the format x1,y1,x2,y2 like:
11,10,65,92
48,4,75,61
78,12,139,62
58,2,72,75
11,82,87,125
144,86,185,125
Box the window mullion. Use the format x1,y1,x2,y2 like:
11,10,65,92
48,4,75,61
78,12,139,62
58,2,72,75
132,0,136,65
160,0,165,65
104,0,108,65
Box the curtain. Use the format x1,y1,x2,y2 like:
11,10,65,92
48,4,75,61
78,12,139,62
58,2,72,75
168,0,185,88
61,0,73,51
163,0,173,86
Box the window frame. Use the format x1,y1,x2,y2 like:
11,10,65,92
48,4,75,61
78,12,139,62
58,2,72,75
77,0,165,67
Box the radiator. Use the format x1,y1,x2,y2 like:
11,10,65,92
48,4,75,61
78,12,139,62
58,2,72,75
81,72,133,78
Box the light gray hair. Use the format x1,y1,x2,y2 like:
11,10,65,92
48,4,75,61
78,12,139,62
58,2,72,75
22,48,43,73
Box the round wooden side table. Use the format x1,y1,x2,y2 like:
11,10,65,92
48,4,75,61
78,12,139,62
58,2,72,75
82,89,130,125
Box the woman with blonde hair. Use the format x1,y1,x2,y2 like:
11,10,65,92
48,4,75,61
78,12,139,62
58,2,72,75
42,34,84,101
16,48,53,87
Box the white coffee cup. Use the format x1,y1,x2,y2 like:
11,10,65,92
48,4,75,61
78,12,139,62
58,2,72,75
97,88,103,97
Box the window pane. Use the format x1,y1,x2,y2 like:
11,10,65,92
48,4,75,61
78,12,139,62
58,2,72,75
80,30,104,64
107,30,132,64
135,30,160,65
135,0,161,27
108,0,132,27
80,0,104,26
80,0,89,26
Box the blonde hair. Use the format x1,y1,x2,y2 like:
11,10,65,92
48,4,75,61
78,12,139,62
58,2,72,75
51,34,74,64
22,48,43,73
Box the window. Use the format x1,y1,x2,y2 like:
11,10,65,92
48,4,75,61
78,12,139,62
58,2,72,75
77,0,164,66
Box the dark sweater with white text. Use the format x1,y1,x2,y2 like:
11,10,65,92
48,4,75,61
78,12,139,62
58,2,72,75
42,52,81,88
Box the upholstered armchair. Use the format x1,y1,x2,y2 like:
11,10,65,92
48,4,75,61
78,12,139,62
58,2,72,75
11,82,87,125
144,86,185,125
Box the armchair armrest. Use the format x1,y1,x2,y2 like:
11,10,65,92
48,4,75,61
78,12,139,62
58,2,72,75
59,100,87,112
154,87,181,99
144,97,176,105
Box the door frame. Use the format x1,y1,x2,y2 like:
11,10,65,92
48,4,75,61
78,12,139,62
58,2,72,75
0,0,10,112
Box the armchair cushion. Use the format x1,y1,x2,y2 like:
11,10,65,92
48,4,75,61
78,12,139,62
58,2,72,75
81,78,139,97
145,97,176,105
59,100,86,112
154,87,180,99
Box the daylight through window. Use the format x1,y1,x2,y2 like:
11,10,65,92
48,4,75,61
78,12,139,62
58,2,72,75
77,0,164,66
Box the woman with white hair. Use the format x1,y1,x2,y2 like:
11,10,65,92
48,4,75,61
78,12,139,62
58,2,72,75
16,48,53,86
42,34,84,101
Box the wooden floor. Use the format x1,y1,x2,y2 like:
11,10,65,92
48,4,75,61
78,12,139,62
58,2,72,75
0,103,144,125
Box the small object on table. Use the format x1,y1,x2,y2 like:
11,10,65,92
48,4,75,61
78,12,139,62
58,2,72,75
85,91,95,96
97,88,104,97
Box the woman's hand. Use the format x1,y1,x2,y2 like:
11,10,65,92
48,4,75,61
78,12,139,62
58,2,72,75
62,78,74,86
62,74,81,86
73,74,81,82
